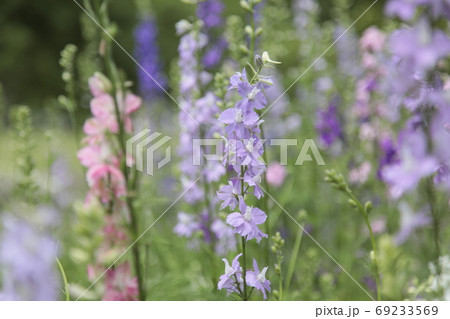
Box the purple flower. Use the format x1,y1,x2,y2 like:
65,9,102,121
316,96,342,147
246,259,271,300
385,0,421,21
386,0,450,21
389,21,450,73
218,253,242,293
431,97,450,163
226,198,267,242
377,138,399,179
134,16,167,101
174,212,200,237
203,38,227,69
394,202,431,245
217,181,239,210
382,129,438,198
0,217,59,301
196,0,224,29
211,219,237,255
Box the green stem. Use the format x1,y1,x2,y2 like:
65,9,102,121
348,192,381,301
284,223,304,293
241,236,248,300
425,178,441,278
56,257,70,301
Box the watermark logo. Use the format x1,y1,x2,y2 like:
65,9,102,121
126,128,172,176
192,138,325,166
128,129,325,176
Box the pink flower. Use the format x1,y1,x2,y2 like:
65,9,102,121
266,162,286,187
89,72,112,97
103,263,138,301
360,26,385,53
87,164,126,203
349,161,372,185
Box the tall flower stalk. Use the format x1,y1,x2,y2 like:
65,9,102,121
174,2,235,261
77,0,146,300
216,49,281,300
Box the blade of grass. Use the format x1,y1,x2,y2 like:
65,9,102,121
56,257,70,301
284,223,304,294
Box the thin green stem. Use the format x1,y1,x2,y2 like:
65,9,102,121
56,257,70,301
96,1,145,300
241,236,248,300
347,192,381,301
284,224,304,293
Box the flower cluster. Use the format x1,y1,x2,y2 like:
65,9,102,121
77,72,141,300
0,216,59,301
196,0,226,69
379,0,450,197
315,96,342,148
134,15,167,101
78,72,141,204
217,60,279,299
174,15,232,254
218,254,270,299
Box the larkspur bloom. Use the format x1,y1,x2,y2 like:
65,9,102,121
103,263,139,301
246,259,270,300
78,73,141,204
134,15,167,101
382,129,438,198
218,253,243,293
386,0,450,21
316,96,342,148
174,14,232,255
217,62,274,300
78,73,141,300
0,217,59,301
217,254,271,300
226,198,267,243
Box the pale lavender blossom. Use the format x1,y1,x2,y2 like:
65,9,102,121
0,217,59,301
382,129,438,198
218,253,242,293
246,259,271,300
389,21,450,73
226,198,267,243
394,202,431,245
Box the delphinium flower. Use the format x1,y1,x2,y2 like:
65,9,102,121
134,14,167,102
216,52,281,300
394,202,431,245
315,96,343,148
77,72,141,301
386,0,450,21
380,1,450,195
0,216,59,301
103,263,139,301
78,72,140,204
382,128,438,198
380,0,450,284
174,13,233,255
196,0,227,69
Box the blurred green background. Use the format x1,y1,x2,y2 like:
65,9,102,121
0,0,385,117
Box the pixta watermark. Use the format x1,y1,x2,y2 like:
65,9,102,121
127,129,325,176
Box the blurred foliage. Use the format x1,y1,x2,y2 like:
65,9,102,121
0,0,385,118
